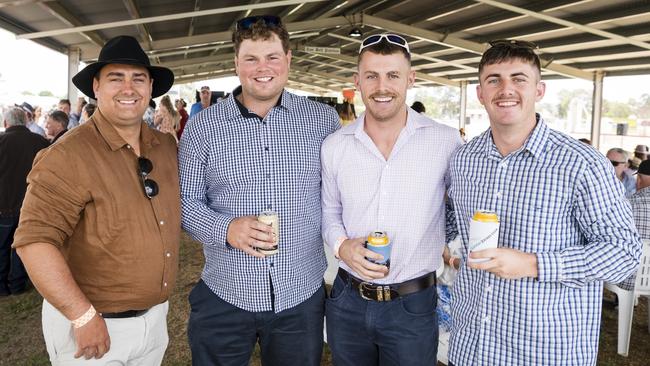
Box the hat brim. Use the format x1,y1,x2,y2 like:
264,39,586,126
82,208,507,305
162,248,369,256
72,61,174,99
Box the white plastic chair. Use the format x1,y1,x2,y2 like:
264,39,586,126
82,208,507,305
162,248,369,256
604,239,650,356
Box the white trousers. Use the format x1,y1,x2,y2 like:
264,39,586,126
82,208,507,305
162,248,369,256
42,300,169,366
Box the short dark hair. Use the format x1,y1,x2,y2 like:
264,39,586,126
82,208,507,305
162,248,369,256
58,99,71,107
358,39,410,64
478,40,541,79
83,103,96,118
48,110,69,126
232,18,290,55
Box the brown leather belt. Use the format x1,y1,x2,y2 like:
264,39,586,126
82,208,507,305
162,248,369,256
337,268,436,302
101,309,149,319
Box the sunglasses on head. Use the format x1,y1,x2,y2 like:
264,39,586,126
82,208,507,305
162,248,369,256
359,34,410,54
488,39,538,51
610,160,627,167
137,157,159,199
236,15,282,31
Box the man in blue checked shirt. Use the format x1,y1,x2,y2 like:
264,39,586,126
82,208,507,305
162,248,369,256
321,34,463,365
178,15,339,366
447,40,642,366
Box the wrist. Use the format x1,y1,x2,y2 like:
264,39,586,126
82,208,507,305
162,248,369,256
334,236,348,259
71,305,96,329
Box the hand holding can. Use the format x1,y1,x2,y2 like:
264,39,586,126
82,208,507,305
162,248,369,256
257,210,279,256
365,231,391,268
468,210,499,263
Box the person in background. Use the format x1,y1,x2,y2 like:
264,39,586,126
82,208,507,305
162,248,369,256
578,137,591,145
179,15,339,365
175,98,189,140
57,99,71,116
410,100,426,114
189,86,212,120
143,99,156,128
447,39,641,366
44,110,68,144
607,147,636,197
634,144,649,161
79,103,96,125
0,107,49,297
68,97,87,129
156,95,180,144
18,102,46,137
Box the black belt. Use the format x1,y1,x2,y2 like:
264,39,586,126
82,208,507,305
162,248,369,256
337,268,436,302
101,309,149,319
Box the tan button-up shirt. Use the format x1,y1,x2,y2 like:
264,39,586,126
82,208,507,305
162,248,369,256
13,109,180,313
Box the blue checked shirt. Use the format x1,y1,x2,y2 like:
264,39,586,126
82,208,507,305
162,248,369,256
617,186,650,290
448,116,641,366
179,88,339,312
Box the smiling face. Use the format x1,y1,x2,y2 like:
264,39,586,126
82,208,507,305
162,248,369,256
92,63,152,128
234,32,290,104
477,59,545,131
354,51,415,124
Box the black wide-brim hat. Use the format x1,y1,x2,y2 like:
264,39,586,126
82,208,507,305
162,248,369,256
72,35,174,99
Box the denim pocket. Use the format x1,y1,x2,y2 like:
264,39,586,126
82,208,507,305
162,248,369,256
326,276,348,303
399,285,437,316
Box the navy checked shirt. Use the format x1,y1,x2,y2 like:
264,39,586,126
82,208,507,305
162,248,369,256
179,88,339,312
617,186,650,290
448,116,641,366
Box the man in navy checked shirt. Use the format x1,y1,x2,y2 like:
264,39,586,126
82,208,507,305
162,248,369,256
178,15,339,366
447,40,641,365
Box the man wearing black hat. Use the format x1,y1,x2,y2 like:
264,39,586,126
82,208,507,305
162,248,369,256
13,35,180,364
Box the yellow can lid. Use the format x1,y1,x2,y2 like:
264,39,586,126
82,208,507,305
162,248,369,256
473,210,499,222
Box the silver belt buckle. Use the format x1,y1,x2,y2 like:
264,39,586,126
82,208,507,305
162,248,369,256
359,282,374,301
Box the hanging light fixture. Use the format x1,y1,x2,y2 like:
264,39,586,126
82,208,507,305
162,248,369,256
348,27,362,37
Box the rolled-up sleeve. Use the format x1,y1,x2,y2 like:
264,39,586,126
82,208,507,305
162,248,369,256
178,120,234,248
13,147,87,249
321,135,347,251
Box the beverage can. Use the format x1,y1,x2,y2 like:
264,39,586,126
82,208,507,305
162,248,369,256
468,210,500,263
365,231,391,267
257,210,279,256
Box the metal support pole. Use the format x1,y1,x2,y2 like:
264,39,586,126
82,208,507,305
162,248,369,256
459,80,468,129
67,46,80,102
590,70,604,149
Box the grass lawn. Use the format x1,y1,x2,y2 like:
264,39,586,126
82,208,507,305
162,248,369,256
1,232,647,365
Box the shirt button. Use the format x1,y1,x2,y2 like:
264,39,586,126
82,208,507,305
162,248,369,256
160,220,165,225
495,192,502,198
486,285,492,292
500,161,507,168
482,315,490,323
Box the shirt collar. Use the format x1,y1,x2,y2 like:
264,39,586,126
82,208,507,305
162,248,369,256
91,108,159,152
230,86,291,120
478,113,549,159
342,107,429,137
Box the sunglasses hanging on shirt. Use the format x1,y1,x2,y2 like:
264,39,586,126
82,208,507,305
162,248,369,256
137,157,159,199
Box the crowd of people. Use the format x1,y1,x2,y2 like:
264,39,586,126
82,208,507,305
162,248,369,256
1,13,649,366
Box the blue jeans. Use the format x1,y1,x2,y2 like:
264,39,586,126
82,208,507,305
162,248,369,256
326,273,439,366
0,217,27,295
188,279,325,366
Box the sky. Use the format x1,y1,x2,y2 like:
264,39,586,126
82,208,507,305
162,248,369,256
1,27,649,104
